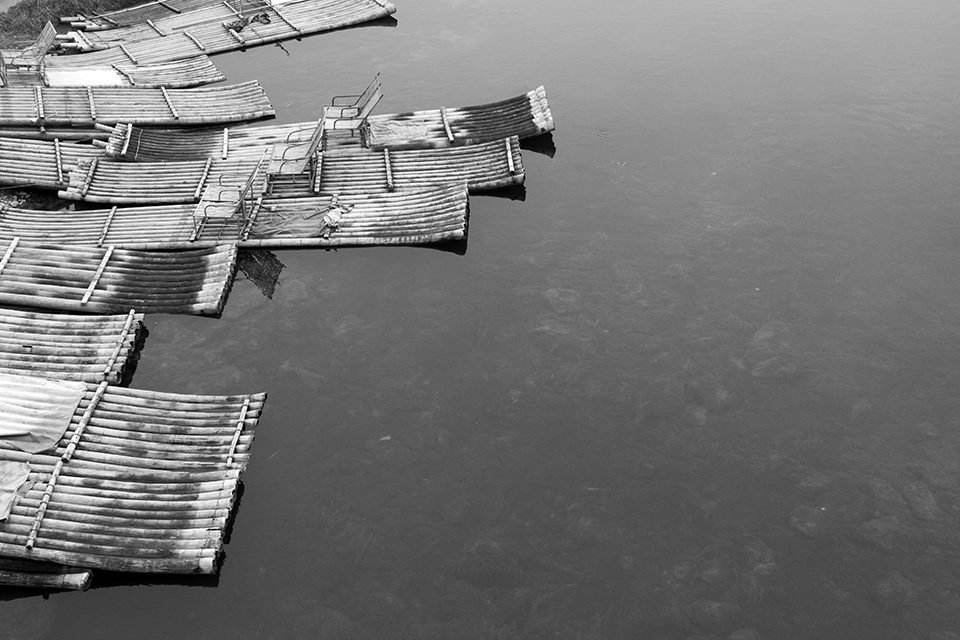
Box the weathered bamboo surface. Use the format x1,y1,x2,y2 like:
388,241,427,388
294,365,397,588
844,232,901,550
0,81,274,127
59,152,266,203
0,241,237,315
0,136,101,188
56,137,522,203
0,184,467,249
62,0,225,30
286,136,525,195
366,86,554,149
0,56,224,89
103,87,554,160
0,308,144,383
56,0,397,64
0,557,93,590
0,383,266,575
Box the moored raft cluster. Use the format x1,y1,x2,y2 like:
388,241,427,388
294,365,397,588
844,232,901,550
0,0,554,590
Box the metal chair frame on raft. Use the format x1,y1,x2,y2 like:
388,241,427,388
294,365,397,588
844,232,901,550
323,73,383,144
3,22,56,82
191,150,267,242
266,112,327,194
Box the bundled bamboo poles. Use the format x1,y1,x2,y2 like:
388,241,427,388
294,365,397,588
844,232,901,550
62,0,217,31
0,136,102,189
0,184,468,249
0,56,224,89
0,380,266,575
366,86,555,150
277,136,525,196
0,241,237,315
58,153,265,203
0,81,274,127
0,308,144,383
102,87,554,161
55,0,397,64
0,558,92,590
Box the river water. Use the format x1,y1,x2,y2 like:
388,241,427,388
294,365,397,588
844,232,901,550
4,0,960,637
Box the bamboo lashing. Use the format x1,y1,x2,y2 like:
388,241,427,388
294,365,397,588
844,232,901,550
506,137,515,174
63,380,110,462
160,86,179,119
87,87,97,121
81,246,115,305
101,309,138,379
312,153,323,193
226,26,245,45
0,238,20,276
79,158,99,198
53,138,64,184
34,87,44,123
221,127,228,159
119,43,139,64
383,148,394,191
159,0,182,14
194,157,213,199
146,19,166,36
97,206,118,246
26,457,63,550
121,123,133,156
225,397,250,466
183,29,205,50
440,106,454,143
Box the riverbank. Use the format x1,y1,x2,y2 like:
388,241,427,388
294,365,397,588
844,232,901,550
0,0,141,47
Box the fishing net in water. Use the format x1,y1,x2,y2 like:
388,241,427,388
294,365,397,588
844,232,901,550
237,249,285,299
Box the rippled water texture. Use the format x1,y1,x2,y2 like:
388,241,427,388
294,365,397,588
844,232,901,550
4,0,960,637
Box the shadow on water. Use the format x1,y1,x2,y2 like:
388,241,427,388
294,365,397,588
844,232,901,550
482,183,527,201
521,132,557,158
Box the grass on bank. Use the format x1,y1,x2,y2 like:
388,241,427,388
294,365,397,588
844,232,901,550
0,0,145,47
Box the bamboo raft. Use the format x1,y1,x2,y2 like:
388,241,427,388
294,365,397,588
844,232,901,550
0,184,467,249
56,0,397,64
0,55,224,89
59,153,266,203
62,0,224,30
56,137,522,203
0,136,101,189
0,81,274,128
0,308,143,384
0,241,237,315
0,376,266,580
102,87,554,161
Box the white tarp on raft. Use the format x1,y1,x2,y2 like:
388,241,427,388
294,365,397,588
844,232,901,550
0,374,86,454
43,67,126,87
0,460,30,521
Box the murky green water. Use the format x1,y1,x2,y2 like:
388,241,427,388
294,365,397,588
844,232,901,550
4,0,960,637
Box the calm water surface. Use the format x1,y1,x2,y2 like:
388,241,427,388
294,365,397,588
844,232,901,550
4,0,960,637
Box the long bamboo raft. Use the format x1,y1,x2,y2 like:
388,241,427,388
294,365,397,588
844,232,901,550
0,241,237,315
55,0,397,64
0,81,274,128
62,0,225,30
0,308,144,384
56,138,522,203
102,87,553,161
0,184,467,249
0,55,224,89
0,376,266,578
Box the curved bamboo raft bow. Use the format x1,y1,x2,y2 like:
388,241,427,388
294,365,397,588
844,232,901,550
103,87,555,161
0,308,144,384
0,240,237,316
0,183,468,249
0,81,275,128
54,0,397,64
0,376,266,586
